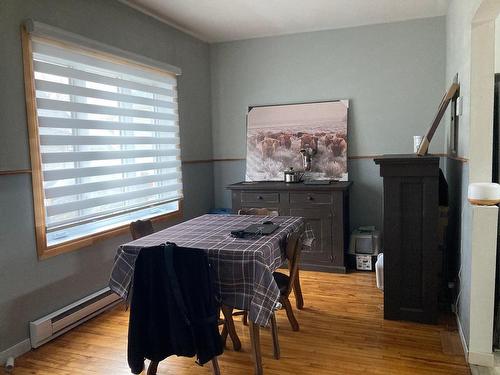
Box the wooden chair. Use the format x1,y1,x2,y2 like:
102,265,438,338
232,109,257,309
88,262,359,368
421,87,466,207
241,230,304,331
237,208,305,311
237,207,279,216
220,305,280,360
142,245,221,375
219,232,303,366
130,219,154,240
273,230,304,331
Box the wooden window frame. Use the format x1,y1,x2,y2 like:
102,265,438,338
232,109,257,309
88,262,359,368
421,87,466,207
20,25,183,260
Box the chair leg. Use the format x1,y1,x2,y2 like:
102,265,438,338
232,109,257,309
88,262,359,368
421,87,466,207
281,296,300,331
270,313,280,360
221,323,228,347
211,357,221,375
147,360,159,375
293,269,304,310
218,307,228,347
221,305,242,351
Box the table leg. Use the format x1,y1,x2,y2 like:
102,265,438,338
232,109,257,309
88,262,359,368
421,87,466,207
293,269,304,310
249,320,263,375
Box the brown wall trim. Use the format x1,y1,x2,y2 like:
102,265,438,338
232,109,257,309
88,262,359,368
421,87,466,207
348,155,383,160
181,159,213,164
186,156,388,163
446,155,469,163
0,155,470,174
182,158,245,164
182,154,471,164
431,153,469,163
0,169,32,176
212,158,246,162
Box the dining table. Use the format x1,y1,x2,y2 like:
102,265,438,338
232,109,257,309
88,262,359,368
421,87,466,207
109,213,306,375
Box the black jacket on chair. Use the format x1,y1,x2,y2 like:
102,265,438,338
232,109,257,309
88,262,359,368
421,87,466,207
127,243,223,374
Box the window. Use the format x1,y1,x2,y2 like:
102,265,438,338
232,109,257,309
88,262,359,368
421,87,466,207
22,26,183,258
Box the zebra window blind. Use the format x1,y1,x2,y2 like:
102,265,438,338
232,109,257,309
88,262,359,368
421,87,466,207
31,36,182,246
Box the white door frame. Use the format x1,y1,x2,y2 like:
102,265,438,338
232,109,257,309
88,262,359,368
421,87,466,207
467,0,500,367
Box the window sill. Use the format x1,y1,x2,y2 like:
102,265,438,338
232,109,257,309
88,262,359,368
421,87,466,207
38,204,183,260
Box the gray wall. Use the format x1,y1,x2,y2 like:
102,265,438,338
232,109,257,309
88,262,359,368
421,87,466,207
0,0,213,352
210,16,446,231
0,1,450,354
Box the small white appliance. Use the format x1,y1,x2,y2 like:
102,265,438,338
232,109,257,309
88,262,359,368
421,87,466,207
348,227,382,271
348,227,381,256
467,182,500,205
356,255,374,271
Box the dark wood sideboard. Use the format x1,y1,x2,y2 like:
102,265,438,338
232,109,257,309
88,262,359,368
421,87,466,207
227,181,352,273
374,154,440,324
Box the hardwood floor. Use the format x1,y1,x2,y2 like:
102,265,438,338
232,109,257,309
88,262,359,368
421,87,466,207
13,271,470,375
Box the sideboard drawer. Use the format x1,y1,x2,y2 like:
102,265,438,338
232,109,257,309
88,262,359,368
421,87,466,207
241,191,280,204
289,192,332,205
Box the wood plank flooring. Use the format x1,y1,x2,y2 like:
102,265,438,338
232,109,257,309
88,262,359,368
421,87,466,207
13,271,470,375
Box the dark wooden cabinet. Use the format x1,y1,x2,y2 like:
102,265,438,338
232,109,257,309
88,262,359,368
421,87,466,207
374,155,440,324
227,181,351,273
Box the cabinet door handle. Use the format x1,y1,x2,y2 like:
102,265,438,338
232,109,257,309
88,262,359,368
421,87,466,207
257,195,263,200
307,195,313,201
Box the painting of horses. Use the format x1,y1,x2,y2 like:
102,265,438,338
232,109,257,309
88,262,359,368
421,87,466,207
245,100,348,181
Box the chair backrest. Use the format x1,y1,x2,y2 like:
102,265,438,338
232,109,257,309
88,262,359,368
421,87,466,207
130,219,154,240
237,208,279,216
284,230,304,297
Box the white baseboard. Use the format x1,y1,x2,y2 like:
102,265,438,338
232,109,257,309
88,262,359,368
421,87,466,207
0,339,31,366
455,313,495,368
456,313,469,361
470,364,496,375
469,351,495,368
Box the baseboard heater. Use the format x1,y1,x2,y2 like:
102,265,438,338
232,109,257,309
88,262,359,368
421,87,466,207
30,287,121,348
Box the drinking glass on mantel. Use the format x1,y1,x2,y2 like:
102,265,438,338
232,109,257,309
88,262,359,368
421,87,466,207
413,136,423,153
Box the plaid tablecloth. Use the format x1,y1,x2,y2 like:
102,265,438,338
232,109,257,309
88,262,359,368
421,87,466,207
109,214,307,327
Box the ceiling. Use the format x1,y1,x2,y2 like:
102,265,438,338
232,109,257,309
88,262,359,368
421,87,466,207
121,0,449,43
